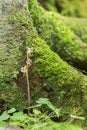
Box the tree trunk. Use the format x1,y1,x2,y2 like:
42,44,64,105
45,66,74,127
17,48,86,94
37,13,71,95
0,0,29,109
0,0,87,118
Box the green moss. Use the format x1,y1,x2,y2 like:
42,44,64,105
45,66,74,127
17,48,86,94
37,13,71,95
0,1,30,109
45,0,58,12
39,0,87,43
48,12,87,44
0,28,24,109
57,15,87,43
29,37,87,114
43,0,87,18
1,0,87,117
11,5,87,114
28,0,87,65
0,83,26,110
27,0,87,115
59,0,87,18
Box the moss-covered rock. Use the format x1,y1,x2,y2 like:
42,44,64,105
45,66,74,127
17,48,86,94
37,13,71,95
28,0,87,71
0,0,87,119
27,37,87,115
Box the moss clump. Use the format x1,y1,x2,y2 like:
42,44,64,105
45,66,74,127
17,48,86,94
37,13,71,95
57,15,87,43
28,37,87,114
28,0,87,68
48,12,87,44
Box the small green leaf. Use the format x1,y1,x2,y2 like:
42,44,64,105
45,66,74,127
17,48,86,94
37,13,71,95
36,98,60,117
8,108,16,114
54,109,60,117
47,102,56,111
10,111,28,121
70,115,85,120
0,111,9,121
36,98,49,105
0,120,6,126
33,109,41,115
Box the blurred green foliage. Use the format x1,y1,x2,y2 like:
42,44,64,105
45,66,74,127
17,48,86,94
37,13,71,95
39,0,87,18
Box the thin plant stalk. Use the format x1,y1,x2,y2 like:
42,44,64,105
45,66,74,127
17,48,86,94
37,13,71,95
26,51,30,107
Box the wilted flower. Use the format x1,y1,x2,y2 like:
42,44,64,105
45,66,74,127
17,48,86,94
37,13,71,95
26,59,32,64
27,47,33,54
26,59,32,67
20,66,27,73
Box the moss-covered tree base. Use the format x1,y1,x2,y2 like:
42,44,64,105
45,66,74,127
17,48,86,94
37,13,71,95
0,0,87,122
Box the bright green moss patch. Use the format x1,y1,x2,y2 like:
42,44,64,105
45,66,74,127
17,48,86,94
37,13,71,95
59,16,87,43
27,37,87,114
28,0,87,65
49,12,87,43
